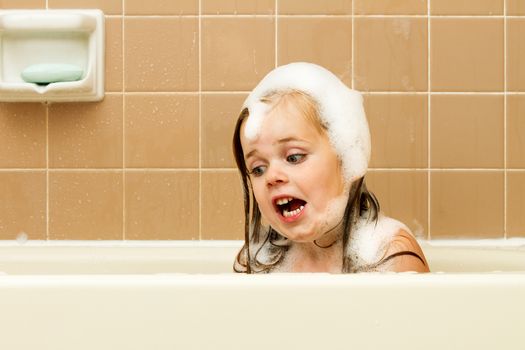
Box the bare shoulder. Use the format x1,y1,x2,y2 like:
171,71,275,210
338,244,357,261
377,217,429,273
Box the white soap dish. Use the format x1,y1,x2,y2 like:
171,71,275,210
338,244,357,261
0,9,104,102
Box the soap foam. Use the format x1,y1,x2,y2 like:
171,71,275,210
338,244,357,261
242,62,371,182
316,191,349,240
243,101,269,140
349,216,409,265
16,231,28,245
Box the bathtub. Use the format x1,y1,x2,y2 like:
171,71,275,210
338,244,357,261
0,240,523,350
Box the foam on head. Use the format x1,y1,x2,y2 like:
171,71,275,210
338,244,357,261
242,62,371,182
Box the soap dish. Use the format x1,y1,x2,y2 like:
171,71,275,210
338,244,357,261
0,9,104,102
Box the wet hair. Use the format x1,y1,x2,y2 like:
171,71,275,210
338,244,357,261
232,90,381,273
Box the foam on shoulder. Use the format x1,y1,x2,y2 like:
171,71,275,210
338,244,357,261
349,215,411,265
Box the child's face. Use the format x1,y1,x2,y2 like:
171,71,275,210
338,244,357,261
240,98,347,243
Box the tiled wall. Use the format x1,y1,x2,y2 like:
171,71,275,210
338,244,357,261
0,0,524,240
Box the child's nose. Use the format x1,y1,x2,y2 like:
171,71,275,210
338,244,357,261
266,165,288,187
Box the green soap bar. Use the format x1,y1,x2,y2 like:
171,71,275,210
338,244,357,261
21,63,83,84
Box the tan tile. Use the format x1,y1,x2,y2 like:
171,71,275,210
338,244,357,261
202,93,247,168
125,18,198,92
430,171,504,238
125,0,197,15
507,19,525,92
431,19,504,91
49,171,123,239
48,95,123,168
354,18,427,91
507,95,525,168
0,103,46,168
366,171,428,238
508,0,525,15
430,0,503,15
201,171,244,240
125,94,198,168
202,17,274,91
507,172,525,237
125,171,198,240
0,0,45,8
365,94,427,168
278,18,352,86
48,0,122,14
431,95,503,168
0,172,46,240
203,0,274,14
354,0,427,15
105,18,123,92
278,0,352,14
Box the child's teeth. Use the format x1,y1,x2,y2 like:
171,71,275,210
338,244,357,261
276,197,293,205
283,206,304,218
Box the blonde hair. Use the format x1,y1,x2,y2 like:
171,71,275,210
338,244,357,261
259,89,327,136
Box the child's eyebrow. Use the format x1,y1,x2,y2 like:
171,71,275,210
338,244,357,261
245,149,258,160
244,137,309,161
275,136,309,145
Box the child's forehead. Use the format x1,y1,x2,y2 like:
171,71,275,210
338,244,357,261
240,102,328,150
263,93,325,133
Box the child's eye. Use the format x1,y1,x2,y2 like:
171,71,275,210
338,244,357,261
249,166,266,177
286,154,306,164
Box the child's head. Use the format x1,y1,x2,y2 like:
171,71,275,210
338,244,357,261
237,90,347,243
232,62,376,273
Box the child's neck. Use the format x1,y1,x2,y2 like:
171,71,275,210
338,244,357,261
287,240,343,273
285,221,345,273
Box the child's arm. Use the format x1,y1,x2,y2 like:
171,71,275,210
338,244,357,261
380,230,430,273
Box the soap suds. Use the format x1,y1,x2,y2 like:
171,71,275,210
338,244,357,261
317,191,349,239
348,216,410,265
242,62,371,182
16,231,28,245
243,101,269,140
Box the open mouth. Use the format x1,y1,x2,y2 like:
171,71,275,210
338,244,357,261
274,196,307,219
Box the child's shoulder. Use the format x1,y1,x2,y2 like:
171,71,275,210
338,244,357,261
350,215,428,272
349,215,406,261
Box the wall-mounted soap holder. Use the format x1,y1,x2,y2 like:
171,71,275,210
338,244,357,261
0,9,104,102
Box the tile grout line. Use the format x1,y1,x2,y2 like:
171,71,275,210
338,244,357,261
504,0,508,239
427,0,431,240
2,167,520,172
198,0,202,240
371,168,512,172
113,15,525,19
275,0,278,68
45,0,49,239
46,104,49,240
122,2,127,240
106,91,525,95
351,0,355,89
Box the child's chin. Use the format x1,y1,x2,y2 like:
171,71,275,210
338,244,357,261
280,229,317,243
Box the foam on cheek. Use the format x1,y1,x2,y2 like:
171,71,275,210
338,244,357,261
243,101,269,140
317,191,349,236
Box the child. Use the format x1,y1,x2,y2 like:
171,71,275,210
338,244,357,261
232,62,428,273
